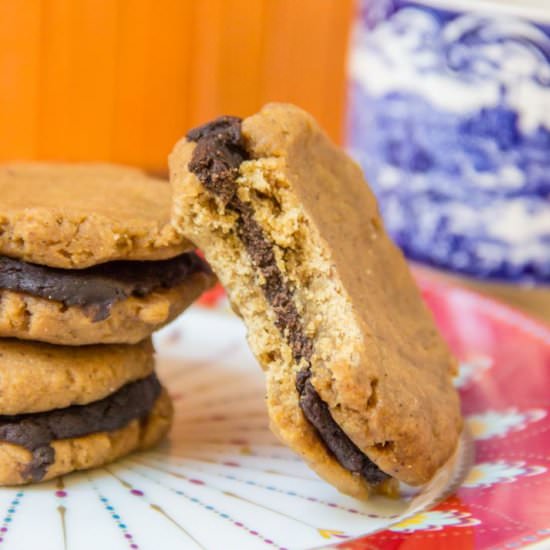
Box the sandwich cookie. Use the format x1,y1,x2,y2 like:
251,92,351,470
169,104,462,499
0,163,215,345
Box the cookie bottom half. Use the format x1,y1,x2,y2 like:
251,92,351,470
0,253,215,345
0,273,212,346
0,376,173,485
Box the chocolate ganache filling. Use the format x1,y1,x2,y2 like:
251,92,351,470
187,117,389,485
0,252,210,321
0,373,161,481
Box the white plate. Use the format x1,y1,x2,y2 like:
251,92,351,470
0,306,469,550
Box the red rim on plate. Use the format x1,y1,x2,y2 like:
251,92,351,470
332,274,550,550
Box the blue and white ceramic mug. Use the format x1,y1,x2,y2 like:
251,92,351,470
348,0,550,284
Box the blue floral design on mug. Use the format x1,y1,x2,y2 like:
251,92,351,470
348,0,550,283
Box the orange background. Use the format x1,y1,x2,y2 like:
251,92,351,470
0,0,354,171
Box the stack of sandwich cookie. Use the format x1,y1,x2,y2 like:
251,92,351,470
0,163,215,484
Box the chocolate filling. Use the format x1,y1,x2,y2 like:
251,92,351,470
296,370,390,484
0,374,161,481
187,117,389,485
0,252,210,321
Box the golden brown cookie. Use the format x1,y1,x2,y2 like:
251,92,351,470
0,260,215,345
0,337,154,414
0,387,172,486
169,104,462,499
0,162,191,268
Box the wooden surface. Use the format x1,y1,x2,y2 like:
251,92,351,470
0,0,354,171
416,265,550,326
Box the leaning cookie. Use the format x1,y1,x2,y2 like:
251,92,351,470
0,375,173,485
169,104,463,499
0,253,215,345
0,162,190,269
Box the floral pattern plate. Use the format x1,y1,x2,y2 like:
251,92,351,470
0,276,548,550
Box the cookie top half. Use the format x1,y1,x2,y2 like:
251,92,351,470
0,337,155,414
0,163,192,268
243,104,462,480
